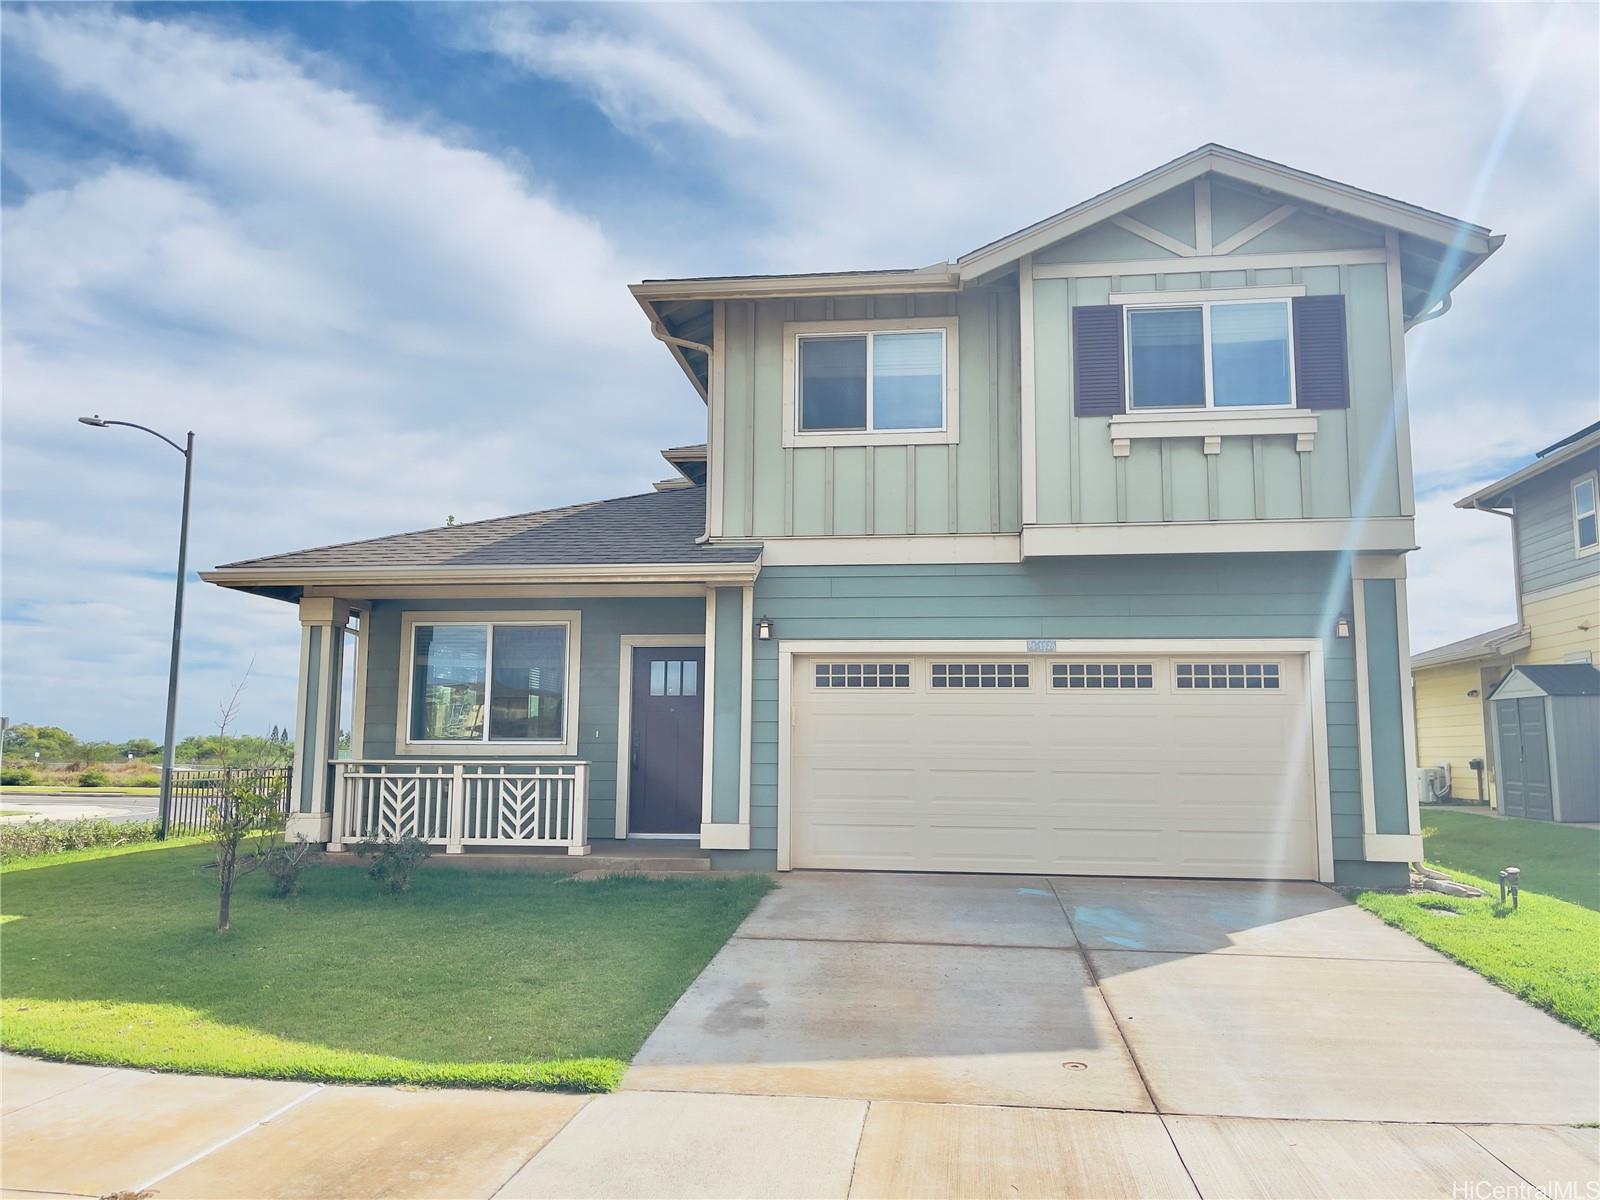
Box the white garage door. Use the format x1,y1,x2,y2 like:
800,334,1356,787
790,652,1319,879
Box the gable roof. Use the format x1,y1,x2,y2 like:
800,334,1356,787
1456,424,1600,511
202,486,759,596
1411,623,1530,670
1494,663,1600,698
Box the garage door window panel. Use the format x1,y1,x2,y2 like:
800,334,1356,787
814,662,911,689
930,662,1030,689
1175,662,1281,690
1053,662,1155,690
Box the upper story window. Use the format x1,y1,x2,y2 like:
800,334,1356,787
1574,474,1598,555
1127,299,1294,411
783,317,959,447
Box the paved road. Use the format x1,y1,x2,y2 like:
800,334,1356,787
0,792,159,824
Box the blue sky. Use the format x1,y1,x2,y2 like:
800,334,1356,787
2,3,1596,741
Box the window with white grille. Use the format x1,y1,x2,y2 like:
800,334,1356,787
1052,662,1154,690
814,662,911,689
930,662,1030,689
1175,662,1280,690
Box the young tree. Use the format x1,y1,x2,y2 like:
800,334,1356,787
205,661,285,934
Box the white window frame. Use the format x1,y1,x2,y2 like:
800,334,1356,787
782,316,959,447
1123,296,1297,413
1572,472,1599,557
397,610,581,756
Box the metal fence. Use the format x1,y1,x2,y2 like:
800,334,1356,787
168,766,293,836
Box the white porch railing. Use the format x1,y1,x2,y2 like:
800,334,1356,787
329,760,591,855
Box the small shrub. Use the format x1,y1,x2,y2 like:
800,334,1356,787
356,835,432,893
0,818,162,863
126,773,162,788
265,836,314,897
1,767,36,786
77,768,111,788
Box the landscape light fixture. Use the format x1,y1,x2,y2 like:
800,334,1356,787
78,414,195,840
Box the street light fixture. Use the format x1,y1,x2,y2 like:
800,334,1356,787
79,415,195,840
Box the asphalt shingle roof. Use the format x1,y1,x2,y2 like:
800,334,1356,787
1512,664,1600,697
216,486,758,572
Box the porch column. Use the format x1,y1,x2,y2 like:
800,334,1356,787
288,597,351,844
700,585,753,850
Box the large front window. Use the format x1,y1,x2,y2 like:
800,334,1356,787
409,622,568,744
1128,299,1294,410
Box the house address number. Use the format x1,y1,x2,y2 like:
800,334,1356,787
1026,639,1058,652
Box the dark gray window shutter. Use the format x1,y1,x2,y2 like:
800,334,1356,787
1293,294,1350,410
1073,304,1124,416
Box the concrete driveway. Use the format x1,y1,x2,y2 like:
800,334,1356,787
4,873,1598,1198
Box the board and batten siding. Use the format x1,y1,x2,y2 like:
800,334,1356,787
747,554,1383,876
1032,262,1400,527
359,597,705,840
716,286,1023,539
1512,451,1600,598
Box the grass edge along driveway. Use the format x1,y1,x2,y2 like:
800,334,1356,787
1356,811,1599,1039
1,842,771,1091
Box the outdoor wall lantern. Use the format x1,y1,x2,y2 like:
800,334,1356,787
1334,615,1352,638
756,616,773,641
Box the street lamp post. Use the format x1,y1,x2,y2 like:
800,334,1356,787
79,416,194,839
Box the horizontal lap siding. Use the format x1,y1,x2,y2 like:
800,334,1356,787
1413,662,1492,802
1514,456,1600,596
751,554,1367,865
360,597,704,840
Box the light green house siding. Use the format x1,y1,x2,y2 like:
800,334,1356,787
717,285,1023,539
709,586,745,825
741,554,1399,884
358,596,704,841
1362,578,1410,835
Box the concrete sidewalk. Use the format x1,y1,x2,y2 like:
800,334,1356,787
3,1054,1597,1199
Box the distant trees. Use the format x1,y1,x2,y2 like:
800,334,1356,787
3,723,291,766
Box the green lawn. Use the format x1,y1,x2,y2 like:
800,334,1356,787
0,786,161,796
0,842,771,1090
1356,811,1600,1037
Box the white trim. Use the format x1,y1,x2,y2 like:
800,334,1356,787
958,145,1492,280
738,584,754,832
699,823,751,850
1395,579,1421,838
776,636,1335,882
290,622,313,814
701,589,717,825
1352,583,1379,848
1351,552,1408,581
1021,516,1416,558
1109,284,1305,306
1193,175,1213,255
1362,833,1423,862
1571,472,1599,557
709,300,727,540
303,583,712,600
396,610,581,757
753,533,1022,566
614,634,707,840
1521,574,1600,605
1122,296,1298,414
1385,231,1417,516
630,265,959,302
204,562,760,589
1032,247,1389,280
781,317,960,448
348,613,369,760
1110,213,1196,258
1019,254,1038,527
1108,408,1316,458
1212,204,1298,255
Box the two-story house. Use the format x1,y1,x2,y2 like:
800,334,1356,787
205,144,1502,887
1412,422,1600,810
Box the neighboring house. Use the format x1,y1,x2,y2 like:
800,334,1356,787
1412,423,1600,808
204,144,1504,887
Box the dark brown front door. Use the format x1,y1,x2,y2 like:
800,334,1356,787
629,647,705,835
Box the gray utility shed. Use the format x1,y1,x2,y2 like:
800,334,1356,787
1489,664,1600,823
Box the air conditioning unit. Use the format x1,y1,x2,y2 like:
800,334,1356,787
1418,764,1451,802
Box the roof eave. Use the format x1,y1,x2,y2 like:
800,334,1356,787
202,559,762,591
957,144,1495,281
1412,627,1531,670
1455,429,1600,510
628,265,959,303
